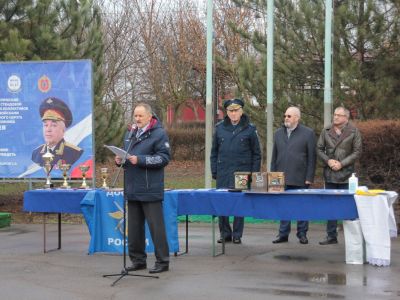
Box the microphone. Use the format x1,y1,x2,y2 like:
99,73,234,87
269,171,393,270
127,123,137,139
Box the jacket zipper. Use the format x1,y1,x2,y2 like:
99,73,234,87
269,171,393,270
145,169,149,189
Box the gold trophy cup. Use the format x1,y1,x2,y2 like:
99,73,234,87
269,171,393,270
79,165,90,189
101,167,109,189
59,163,71,189
42,146,54,189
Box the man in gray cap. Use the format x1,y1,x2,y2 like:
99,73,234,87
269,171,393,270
31,97,83,167
210,98,261,244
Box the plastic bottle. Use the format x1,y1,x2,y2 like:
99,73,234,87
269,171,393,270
348,173,358,193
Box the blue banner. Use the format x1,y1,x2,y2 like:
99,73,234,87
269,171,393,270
0,60,93,178
81,190,179,255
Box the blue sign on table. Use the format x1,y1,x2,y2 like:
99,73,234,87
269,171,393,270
81,190,179,255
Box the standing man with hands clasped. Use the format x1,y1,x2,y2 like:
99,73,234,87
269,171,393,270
115,103,171,274
211,98,261,244
271,106,316,245
317,106,362,245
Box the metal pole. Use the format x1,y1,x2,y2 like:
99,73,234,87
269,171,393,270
324,0,333,126
204,0,213,188
266,0,274,171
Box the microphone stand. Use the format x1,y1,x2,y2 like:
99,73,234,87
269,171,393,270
103,130,159,286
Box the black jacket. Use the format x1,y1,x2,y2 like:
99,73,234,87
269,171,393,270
271,124,316,186
123,117,170,202
210,114,261,189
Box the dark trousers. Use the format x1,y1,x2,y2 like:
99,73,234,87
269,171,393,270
219,216,244,239
278,185,309,238
127,200,169,266
324,182,348,239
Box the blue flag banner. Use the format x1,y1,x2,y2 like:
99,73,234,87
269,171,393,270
0,60,93,178
81,190,179,254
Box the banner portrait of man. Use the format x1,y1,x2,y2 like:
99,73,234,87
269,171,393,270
0,60,94,179
31,97,83,167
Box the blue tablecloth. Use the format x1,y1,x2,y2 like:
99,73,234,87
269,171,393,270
23,189,90,213
176,189,358,220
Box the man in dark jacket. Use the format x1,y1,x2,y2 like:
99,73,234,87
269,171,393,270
271,106,316,245
115,103,170,274
317,106,362,245
210,98,261,244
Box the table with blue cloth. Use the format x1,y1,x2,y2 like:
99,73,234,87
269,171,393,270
24,188,358,255
23,189,90,252
23,188,179,254
173,188,358,256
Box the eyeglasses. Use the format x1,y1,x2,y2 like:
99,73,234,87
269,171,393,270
284,115,292,118
334,113,347,117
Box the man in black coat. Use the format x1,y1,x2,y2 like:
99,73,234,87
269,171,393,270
210,99,261,244
271,106,316,245
115,103,170,274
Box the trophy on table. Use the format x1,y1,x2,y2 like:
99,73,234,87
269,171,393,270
42,146,54,189
59,162,71,189
100,167,109,189
79,165,90,189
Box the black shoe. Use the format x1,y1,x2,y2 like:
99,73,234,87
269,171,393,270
233,238,242,244
126,262,147,272
319,237,338,245
272,236,288,244
299,236,308,244
149,265,169,274
217,237,232,243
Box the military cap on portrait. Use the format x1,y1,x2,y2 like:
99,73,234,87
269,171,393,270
39,97,73,128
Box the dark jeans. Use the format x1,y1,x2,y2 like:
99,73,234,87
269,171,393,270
219,216,244,239
278,185,309,238
324,182,348,239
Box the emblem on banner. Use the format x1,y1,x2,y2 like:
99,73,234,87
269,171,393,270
7,75,21,93
38,75,52,93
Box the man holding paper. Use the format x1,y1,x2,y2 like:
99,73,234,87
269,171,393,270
115,103,171,274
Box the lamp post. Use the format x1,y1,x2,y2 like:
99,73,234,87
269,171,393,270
266,0,274,171
204,0,213,188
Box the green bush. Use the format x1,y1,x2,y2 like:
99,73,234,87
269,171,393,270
167,126,205,161
357,120,400,228
357,120,400,190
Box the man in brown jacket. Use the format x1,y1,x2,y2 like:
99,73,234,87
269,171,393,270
317,106,362,245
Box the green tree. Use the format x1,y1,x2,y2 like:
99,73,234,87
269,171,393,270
0,0,125,161
333,0,400,120
223,0,400,130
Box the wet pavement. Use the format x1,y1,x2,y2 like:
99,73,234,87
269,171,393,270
1,222,399,300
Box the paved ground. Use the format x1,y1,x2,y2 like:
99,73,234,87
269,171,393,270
1,222,399,300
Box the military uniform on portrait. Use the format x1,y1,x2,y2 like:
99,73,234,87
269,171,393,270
32,139,83,167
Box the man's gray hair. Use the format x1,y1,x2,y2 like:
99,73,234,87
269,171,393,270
335,106,350,118
288,106,301,118
135,102,153,115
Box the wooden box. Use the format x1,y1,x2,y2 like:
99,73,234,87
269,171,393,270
267,172,285,192
234,172,252,190
250,172,268,192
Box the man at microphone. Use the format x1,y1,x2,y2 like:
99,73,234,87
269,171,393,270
115,103,171,274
